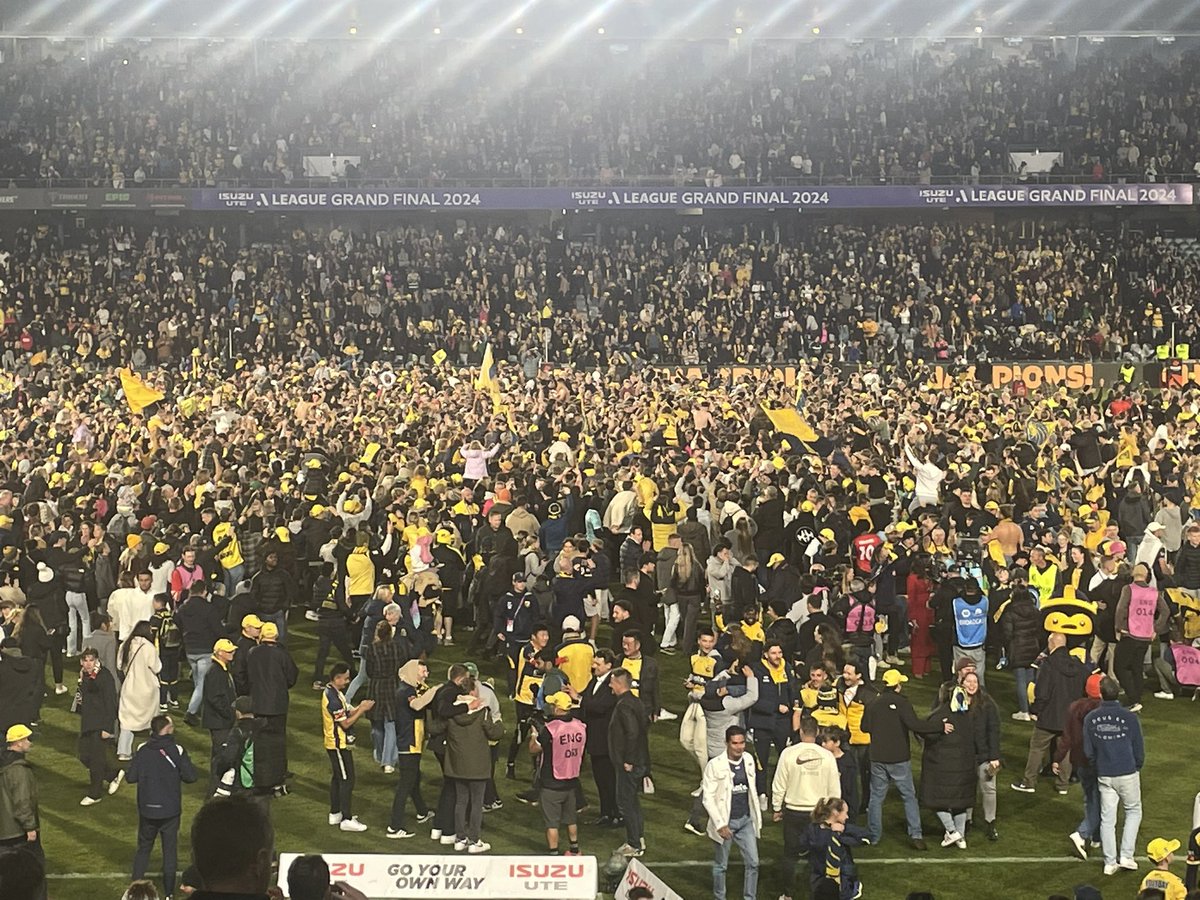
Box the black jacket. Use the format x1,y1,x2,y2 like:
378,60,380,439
919,707,976,810
860,688,945,764
126,732,198,819
607,691,648,768
0,652,37,734
246,643,298,716
578,674,616,758
618,653,659,720
202,660,237,731
1176,543,1200,590
174,597,227,656
1031,647,1088,733
249,565,298,615
970,698,1001,764
230,634,257,696
78,666,118,734
998,588,1044,668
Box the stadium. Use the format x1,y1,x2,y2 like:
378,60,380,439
1,1,1200,899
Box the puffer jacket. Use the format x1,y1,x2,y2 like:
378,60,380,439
998,588,1044,667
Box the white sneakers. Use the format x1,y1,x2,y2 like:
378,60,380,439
1069,832,1087,859
1011,711,1031,721
657,708,679,721
328,813,343,826
382,765,395,774
941,831,963,848
339,817,368,832
80,796,101,806
467,841,490,854
108,770,125,794
386,829,415,839
1118,858,1138,871
1154,691,1174,700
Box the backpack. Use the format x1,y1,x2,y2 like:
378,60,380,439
845,597,876,635
157,612,183,651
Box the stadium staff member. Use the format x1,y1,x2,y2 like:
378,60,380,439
322,662,375,833
529,691,587,855
127,714,198,900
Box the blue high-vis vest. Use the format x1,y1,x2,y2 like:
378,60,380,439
952,596,989,649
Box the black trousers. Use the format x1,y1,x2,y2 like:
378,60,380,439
132,814,180,897
389,754,428,831
1114,637,1150,706
590,753,618,819
159,647,181,705
209,728,231,793
78,730,118,800
849,742,871,814
780,807,811,899
508,702,537,767
328,748,355,817
433,751,458,833
614,765,644,846
750,719,790,796
257,714,288,788
313,623,356,683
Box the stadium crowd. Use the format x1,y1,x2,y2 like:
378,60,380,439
0,219,1196,371
1,42,1200,186
0,235,1199,898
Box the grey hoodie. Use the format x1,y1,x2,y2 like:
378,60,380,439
694,672,760,761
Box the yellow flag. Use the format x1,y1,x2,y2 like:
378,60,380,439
432,349,447,366
29,351,46,367
475,343,495,392
119,368,165,414
762,405,819,443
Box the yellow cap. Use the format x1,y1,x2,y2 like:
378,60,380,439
543,691,574,711
213,638,237,654
1147,837,1181,861
259,622,279,641
153,542,169,555
881,670,909,687
435,528,453,545
819,528,835,541
767,553,786,568
241,614,264,630
310,505,326,517
274,527,291,543
5,724,32,743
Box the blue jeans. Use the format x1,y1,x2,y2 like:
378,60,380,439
713,814,758,900
1098,772,1142,866
1014,666,1034,714
1076,764,1100,842
372,720,398,767
186,652,212,716
867,760,923,842
223,564,245,599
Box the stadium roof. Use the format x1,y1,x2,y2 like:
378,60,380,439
3,0,1200,41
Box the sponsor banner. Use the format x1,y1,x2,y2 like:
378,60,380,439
659,365,800,386
614,858,683,900
929,362,1102,391
194,183,1195,211
0,184,1187,212
275,853,597,899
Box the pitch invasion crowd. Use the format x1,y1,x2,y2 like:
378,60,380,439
0,304,1198,898
2,42,1200,187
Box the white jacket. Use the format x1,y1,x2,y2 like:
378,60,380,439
702,750,763,843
